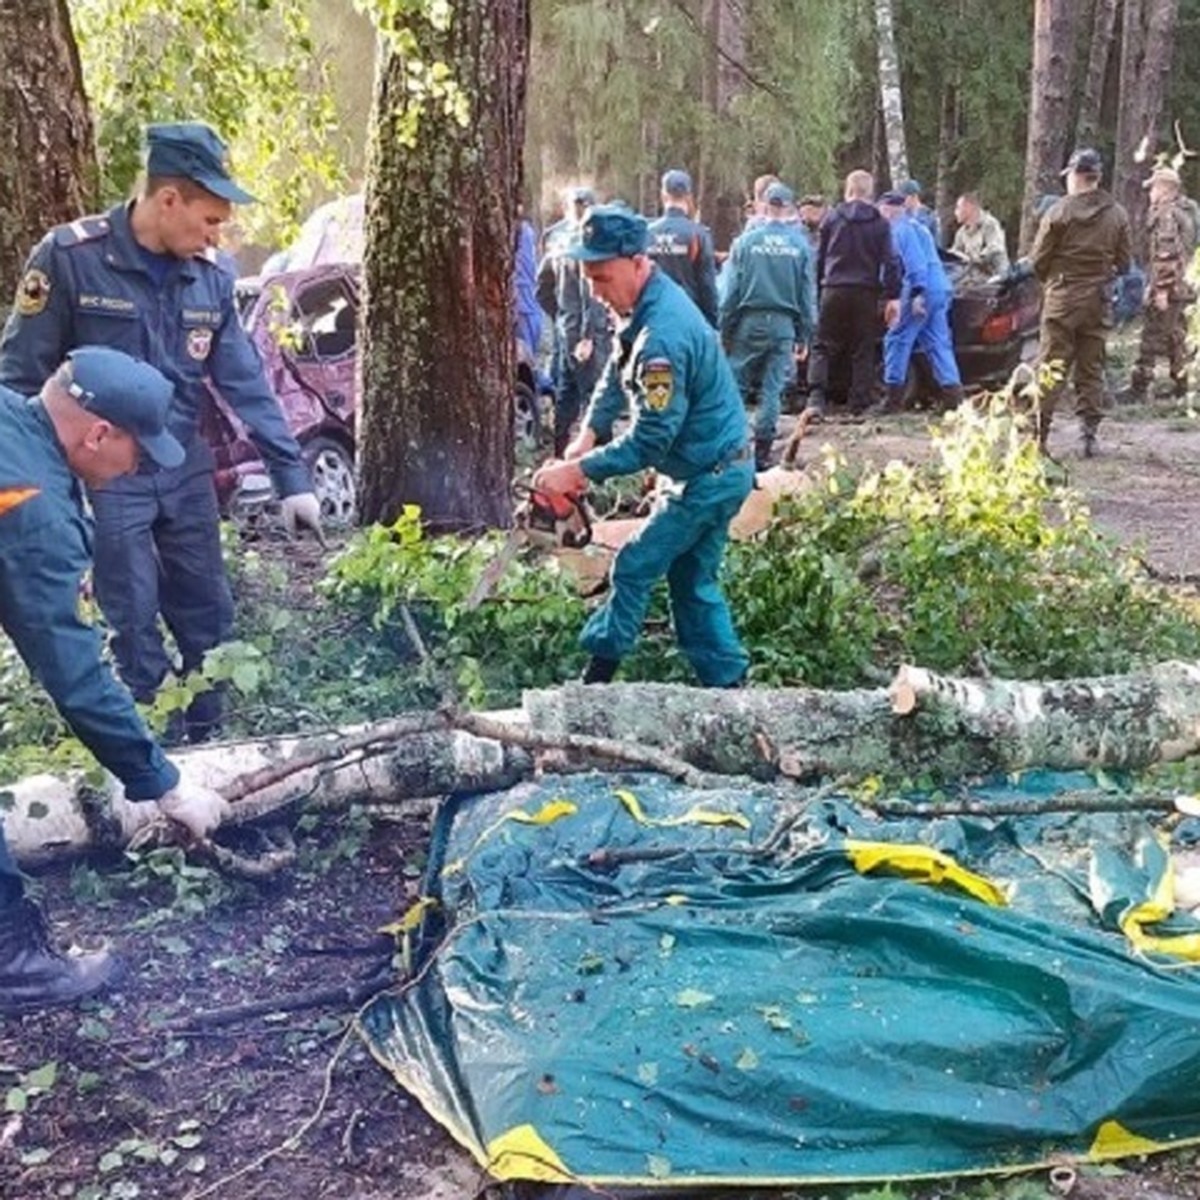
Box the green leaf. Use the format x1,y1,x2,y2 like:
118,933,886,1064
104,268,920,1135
19,1146,51,1165
735,1047,759,1071
23,1061,57,1090
674,988,714,1009
172,1132,203,1149
98,1150,124,1173
5,1087,27,1113
646,1153,672,1179
636,1061,658,1087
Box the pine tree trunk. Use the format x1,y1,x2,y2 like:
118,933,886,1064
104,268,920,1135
0,0,96,302
700,0,745,252
874,0,909,187
358,3,530,532
1019,0,1081,253
1076,0,1119,148
934,75,959,241
1114,0,1179,254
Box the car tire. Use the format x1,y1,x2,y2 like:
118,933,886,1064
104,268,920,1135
302,435,357,526
514,380,542,451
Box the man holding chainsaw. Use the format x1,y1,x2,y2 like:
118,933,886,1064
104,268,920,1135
532,205,753,688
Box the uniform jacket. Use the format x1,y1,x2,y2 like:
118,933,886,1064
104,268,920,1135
718,218,816,344
1146,199,1198,299
0,389,178,800
645,205,719,327
581,268,747,484
952,211,1010,285
536,218,609,347
893,216,952,302
1030,190,1132,311
0,203,310,497
816,200,901,296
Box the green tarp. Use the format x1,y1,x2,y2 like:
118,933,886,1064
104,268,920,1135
359,770,1200,1191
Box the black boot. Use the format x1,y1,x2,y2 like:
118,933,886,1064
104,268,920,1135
1081,426,1099,458
939,384,966,410
0,899,121,1016
754,437,774,472
580,656,619,684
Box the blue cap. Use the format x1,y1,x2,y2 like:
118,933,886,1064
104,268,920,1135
764,182,795,208
145,122,256,205
661,169,693,197
1063,147,1102,176
878,190,906,207
568,204,650,261
60,347,184,468
900,179,922,197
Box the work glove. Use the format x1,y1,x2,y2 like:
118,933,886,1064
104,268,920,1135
157,781,231,840
280,492,325,543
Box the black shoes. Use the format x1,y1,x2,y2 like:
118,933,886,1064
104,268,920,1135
580,656,619,684
754,438,775,472
0,899,121,1016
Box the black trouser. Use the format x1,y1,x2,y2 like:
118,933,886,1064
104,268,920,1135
0,826,22,909
807,285,880,412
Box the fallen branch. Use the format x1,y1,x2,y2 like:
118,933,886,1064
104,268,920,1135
865,788,1178,819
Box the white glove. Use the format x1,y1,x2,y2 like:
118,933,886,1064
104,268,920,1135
280,492,325,543
157,782,231,840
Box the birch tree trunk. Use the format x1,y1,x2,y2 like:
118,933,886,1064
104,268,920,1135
1114,0,1180,254
1019,0,1081,253
874,0,908,188
358,1,530,531
0,0,96,301
1075,0,1118,148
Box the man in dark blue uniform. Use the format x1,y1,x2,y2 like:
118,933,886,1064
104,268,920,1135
0,123,322,744
646,169,719,327
720,183,816,468
0,346,230,1014
533,206,753,688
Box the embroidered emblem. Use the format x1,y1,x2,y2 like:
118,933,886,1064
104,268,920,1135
15,269,51,317
187,327,214,361
643,358,674,412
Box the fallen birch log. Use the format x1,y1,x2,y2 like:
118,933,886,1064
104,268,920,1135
9,660,1200,866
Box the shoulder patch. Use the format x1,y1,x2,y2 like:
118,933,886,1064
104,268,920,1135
15,268,51,317
52,214,111,249
642,357,674,412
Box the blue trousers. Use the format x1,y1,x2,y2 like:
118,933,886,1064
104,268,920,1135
552,328,607,456
581,459,753,686
728,311,796,441
883,293,961,387
89,440,233,719
0,827,21,907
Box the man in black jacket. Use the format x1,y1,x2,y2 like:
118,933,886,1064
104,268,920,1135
804,170,900,417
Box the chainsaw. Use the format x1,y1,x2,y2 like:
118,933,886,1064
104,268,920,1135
465,485,592,610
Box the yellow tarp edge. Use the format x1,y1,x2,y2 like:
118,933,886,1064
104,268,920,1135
486,1124,574,1183
845,839,1008,906
1089,1118,1167,1159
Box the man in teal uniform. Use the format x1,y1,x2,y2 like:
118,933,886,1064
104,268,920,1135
533,205,753,688
720,183,815,469
646,169,719,327
0,346,229,1014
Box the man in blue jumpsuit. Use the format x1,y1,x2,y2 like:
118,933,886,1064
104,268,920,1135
0,346,230,1013
901,179,941,247
646,169,719,327
0,123,322,745
537,187,612,455
877,191,962,412
533,206,753,688
719,183,816,469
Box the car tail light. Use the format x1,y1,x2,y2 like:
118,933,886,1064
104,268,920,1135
980,312,1015,344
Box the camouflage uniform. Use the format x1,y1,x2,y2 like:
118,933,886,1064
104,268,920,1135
1030,188,1132,448
1130,197,1196,399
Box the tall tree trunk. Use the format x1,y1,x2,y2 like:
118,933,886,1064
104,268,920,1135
1075,0,1118,147
934,75,959,240
1114,0,1179,254
699,0,745,251
874,0,908,187
1019,0,1081,253
358,3,529,531
0,0,96,302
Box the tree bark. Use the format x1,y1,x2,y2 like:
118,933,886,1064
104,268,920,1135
1075,0,1119,148
1114,0,1179,253
358,2,529,532
873,0,909,187
15,660,1200,866
0,0,96,302
699,0,746,252
1020,0,1081,253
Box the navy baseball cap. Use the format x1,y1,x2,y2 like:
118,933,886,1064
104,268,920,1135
60,347,184,468
145,122,257,205
661,169,693,197
1063,147,1102,176
878,190,906,207
900,179,923,197
764,182,795,207
568,205,649,261
568,185,596,206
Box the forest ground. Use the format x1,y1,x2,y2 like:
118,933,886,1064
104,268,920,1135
4,397,1200,1200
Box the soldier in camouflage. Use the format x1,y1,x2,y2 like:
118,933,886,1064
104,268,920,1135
1129,167,1197,401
